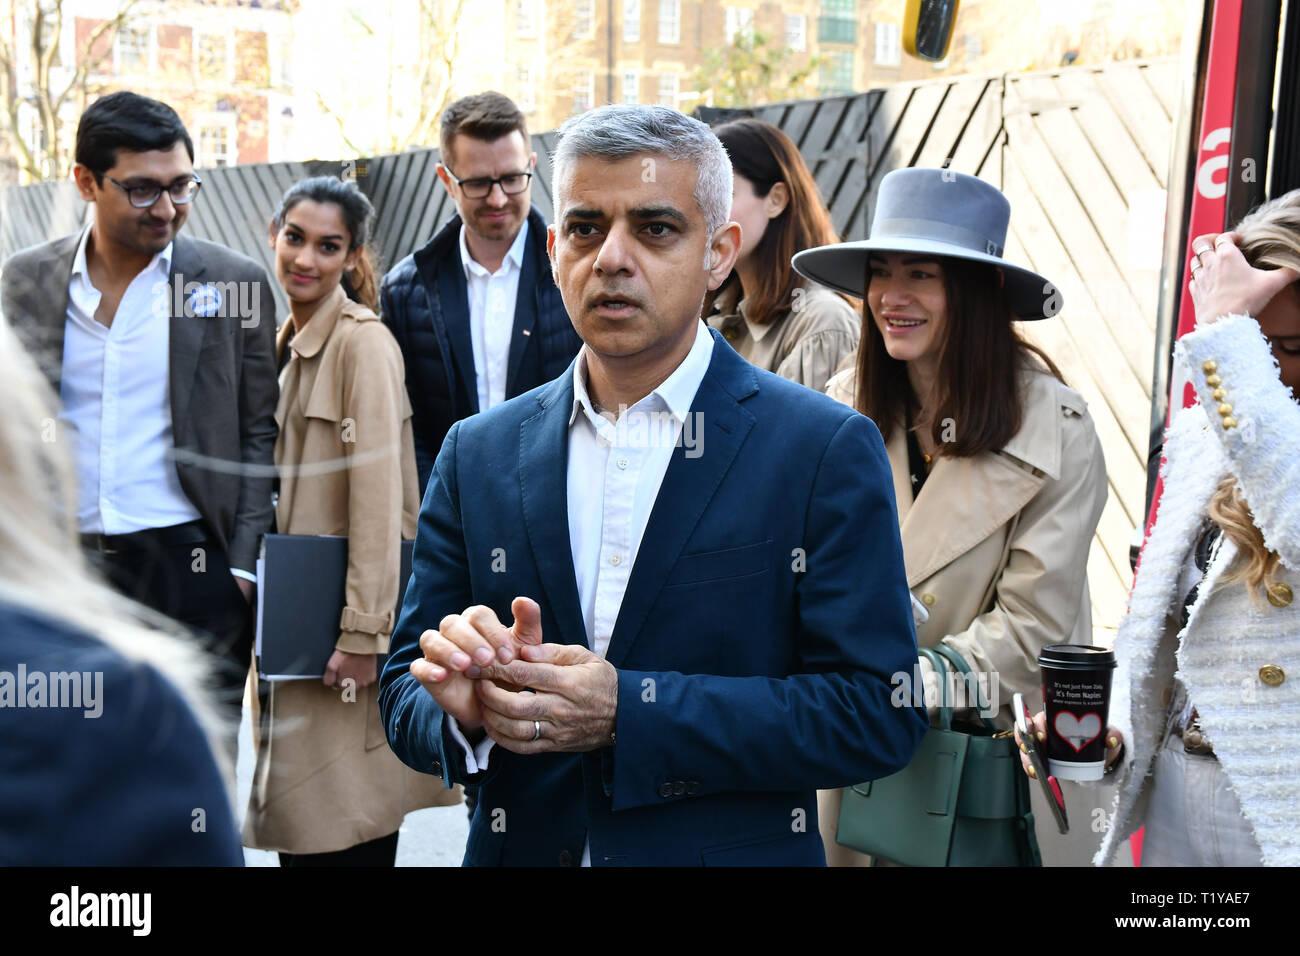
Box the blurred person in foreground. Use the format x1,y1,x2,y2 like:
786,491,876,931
243,177,460,867
0,92,278,754
0,316,242,865
378,105,926,866
705,118,858,393
797,168,1107,865
1019,192,1300,867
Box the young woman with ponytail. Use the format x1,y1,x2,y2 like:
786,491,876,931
1021,190,1300,867
243,176,460,866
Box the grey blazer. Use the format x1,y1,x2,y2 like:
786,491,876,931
0,230,278,572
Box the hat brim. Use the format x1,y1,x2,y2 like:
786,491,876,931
792,238,1063,320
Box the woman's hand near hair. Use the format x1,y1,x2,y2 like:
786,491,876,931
323,649,378,690
1188,232,1299,326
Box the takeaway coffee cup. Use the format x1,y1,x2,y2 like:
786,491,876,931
1039,644,1118,782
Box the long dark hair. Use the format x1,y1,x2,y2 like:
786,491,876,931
856,256,1064,457
710,118,844,323
273,176,379,311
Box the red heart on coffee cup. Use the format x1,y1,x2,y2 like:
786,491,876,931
1053,711,1102,753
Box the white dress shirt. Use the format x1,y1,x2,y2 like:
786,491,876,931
448,321,715,863
460,220,529,412
60,227,203,536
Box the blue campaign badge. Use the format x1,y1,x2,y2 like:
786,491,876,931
187,284,223,317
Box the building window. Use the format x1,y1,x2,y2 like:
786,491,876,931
198,118,235,167
657,71,678,108
724,7,755,44
622,70,639,104
819,49,854,95
516,0,537,38
275,36,292,89
623,0,641,43
573,69,594,112
658,0,680,44
786,14,806,52
116,24,151,73
874,22,901,66
573,0,595,38
517,66,536,112
197,32,228,83
818,0,856,45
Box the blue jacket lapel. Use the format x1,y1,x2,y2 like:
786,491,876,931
605,333,758,667
437,254,479,414
519,368,588,650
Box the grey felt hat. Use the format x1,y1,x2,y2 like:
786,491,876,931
791,167,1062,320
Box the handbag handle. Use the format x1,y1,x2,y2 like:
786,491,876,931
931,643,998,732
917,646,952,730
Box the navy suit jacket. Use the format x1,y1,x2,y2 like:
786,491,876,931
379,328,926,866
0,604,244,865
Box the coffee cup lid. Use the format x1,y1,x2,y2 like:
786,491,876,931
1039,644,1116,667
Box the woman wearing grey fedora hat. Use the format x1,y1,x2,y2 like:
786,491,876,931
795,167,1109,866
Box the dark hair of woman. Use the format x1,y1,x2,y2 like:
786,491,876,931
856,256,1065,457
273,176,380,312
710,118,845,322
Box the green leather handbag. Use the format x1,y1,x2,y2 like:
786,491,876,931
835,644,1042,866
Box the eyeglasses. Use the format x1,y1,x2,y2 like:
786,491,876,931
443,163,533,200
105,174,203,208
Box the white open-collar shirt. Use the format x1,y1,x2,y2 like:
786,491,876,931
459,219,529,412
449,320,715,864
61,226,203,536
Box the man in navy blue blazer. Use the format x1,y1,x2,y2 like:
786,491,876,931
379,104,926,866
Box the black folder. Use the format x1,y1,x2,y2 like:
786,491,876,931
255,534,413,679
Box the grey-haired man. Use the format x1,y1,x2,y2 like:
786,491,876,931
379,105,925,865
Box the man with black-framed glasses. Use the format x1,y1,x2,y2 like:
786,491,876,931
382,91,580,496
381,90,580,826
1,92,278,767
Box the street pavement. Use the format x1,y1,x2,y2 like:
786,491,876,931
235,703,470,867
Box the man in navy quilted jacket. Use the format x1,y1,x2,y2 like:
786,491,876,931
381,92,581,493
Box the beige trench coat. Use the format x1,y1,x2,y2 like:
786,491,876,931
243,284,459,855
818,362,1108,865
706,283,859,393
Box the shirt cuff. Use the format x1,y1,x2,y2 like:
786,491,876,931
230,568,256,583
447,715,495,774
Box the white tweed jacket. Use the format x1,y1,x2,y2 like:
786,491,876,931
1097,314,1300,867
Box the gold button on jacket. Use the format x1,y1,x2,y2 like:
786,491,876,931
1259,665,1286,687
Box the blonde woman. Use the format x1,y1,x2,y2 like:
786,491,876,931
0,315,242,864
1021,191,1300,866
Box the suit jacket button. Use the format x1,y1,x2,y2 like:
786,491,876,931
1267,583,1293,608
558,850,573,866
686,781,700,795
431,760,442,773
1259,664,1285,686
673,780,686,796
658,782,674,798
921,593,936,607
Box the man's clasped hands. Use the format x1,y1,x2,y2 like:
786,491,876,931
410,597,619,754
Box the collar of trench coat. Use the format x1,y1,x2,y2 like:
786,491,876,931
882,366,1073,588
